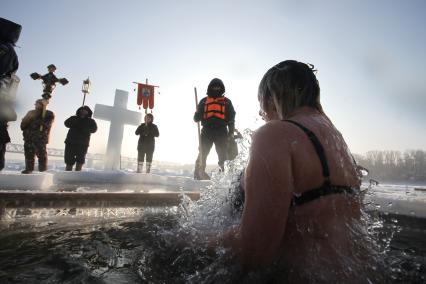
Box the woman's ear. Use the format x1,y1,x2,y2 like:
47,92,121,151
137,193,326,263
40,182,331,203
269,97,277,111
263,97,280,121
271,95,283,120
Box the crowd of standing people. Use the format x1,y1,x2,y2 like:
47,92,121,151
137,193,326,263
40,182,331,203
1,22,239,175
1,76,239,176
0,18,240,176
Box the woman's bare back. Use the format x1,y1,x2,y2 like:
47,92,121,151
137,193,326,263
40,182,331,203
237,107,362,270
258,108,364,279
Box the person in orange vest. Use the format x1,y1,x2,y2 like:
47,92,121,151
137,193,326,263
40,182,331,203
194,78,236,180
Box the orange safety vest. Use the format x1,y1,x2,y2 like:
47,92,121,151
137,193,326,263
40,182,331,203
203,97,226,120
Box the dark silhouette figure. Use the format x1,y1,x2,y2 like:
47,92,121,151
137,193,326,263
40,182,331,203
0,17,20,81
64,106,97,171
193,78,236,180
135,113,159,173
0,17,21,122
0,120,11,171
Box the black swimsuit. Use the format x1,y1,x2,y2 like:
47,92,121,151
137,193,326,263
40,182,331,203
230,120,357,212
284,120,357,207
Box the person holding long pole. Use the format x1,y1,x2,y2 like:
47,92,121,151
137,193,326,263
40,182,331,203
20,99,54,174
193,78,236,180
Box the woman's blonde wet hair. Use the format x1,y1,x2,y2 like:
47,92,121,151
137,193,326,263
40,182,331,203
258,60,323,119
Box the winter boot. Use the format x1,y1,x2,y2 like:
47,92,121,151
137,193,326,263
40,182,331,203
65,164,73,171
38,160,47,172
146,162,151,174
75,163,83,171
137,162,143,173
21,159,34,174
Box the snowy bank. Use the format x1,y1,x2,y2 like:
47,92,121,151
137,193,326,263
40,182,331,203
53,170,211,191
0,171,53,190
0,170,211,192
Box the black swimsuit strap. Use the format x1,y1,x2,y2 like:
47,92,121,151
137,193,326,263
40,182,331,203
282,119,356,207
283,120,331,186
291,185,355,206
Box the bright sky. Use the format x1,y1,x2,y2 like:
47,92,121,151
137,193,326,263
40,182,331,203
3,0,426,164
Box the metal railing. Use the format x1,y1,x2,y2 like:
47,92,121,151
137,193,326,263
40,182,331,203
5,143,142,170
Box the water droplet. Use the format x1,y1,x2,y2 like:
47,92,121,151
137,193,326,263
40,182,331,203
387,202,393,207
410,211,416,216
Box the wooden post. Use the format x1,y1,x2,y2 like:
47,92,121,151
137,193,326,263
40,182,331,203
39,99,48,131
194,87,202,170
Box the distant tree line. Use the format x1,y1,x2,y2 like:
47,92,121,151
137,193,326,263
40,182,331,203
353,150,426,183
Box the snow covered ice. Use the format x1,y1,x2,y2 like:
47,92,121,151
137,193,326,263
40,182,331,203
0,170,53,190
364,183,426,218
0,168,211,191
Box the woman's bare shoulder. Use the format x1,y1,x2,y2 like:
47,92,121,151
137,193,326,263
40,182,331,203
255,120,295,137
252,121,298,157
254,120,303,143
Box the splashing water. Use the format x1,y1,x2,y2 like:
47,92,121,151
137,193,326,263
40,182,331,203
178,128,252,231
0,129,425,283
137,129,254,282
136,129,404,283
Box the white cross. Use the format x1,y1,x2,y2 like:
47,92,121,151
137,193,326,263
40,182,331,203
94,89,141,170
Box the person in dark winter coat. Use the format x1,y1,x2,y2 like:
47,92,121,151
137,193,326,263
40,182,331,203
135,113,159,173
1,18,21,171
0,120,11,171
20,99,54,174
0,17,21,123
0,17,20,81
64,106,97,171
193,78,236,180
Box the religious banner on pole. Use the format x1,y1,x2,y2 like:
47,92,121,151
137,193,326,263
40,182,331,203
133,80,159,113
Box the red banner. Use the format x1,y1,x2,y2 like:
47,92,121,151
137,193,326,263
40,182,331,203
136,83,155,110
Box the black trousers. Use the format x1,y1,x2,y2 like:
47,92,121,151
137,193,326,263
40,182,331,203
0,143,6,171
64,143,88,165
195,126,228,170
138,145,154,163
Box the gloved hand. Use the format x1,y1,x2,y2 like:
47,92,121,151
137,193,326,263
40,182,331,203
228,126,235,138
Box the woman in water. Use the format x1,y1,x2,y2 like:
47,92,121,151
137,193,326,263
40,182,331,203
222,60,379,282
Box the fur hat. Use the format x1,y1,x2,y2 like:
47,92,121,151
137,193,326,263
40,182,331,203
0,18,21,45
